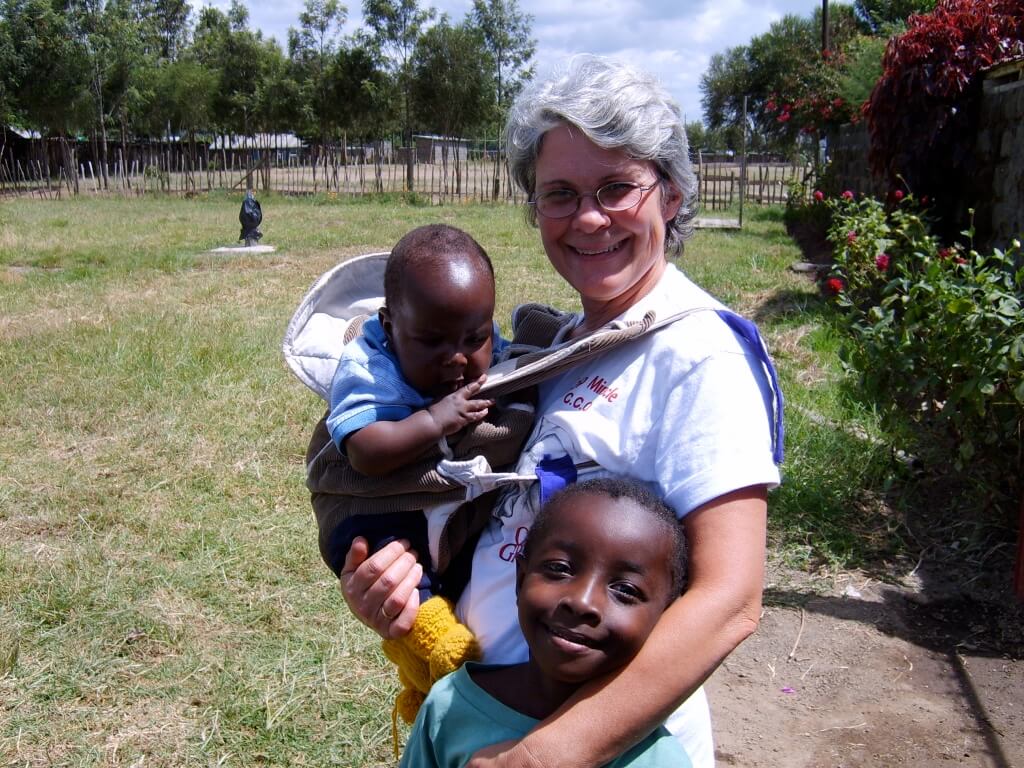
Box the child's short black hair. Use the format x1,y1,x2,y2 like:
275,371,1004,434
523,477,688,599
384,224,494,310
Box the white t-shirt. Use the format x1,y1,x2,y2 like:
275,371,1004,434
457,263,781,767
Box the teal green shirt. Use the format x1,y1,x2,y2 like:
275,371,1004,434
399,663,693,768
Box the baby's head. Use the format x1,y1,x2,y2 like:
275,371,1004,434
516,477,687,687
380,225,496,400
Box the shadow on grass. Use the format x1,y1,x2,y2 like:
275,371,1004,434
748,288,831,326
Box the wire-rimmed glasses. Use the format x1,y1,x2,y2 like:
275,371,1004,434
529,181,659,219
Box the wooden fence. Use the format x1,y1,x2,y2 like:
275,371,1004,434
696,155,815,210
2,140,814,214
0,140,527,204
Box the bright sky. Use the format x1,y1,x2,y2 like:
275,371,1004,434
192,0,835,124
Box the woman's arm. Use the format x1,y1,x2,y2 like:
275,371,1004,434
468,485,768,768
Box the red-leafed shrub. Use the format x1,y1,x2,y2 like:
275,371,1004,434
866,0,1024,232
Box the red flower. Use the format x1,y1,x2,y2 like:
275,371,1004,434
938,247,952,259
777,112,791,123
766,99,777,111
825,277,844,295
875,253,891,270
955,256,967,265
921,195,930,206
842,190,854,200
822,49,832,59
846,231,857,245
893,190,904,201
832,97,844,107
813,190,824,202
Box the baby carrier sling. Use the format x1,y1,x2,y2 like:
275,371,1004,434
283,253,784,589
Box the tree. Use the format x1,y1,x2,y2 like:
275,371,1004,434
288,0,347,143
701,6,865,152
363,0,434,188
65,0,149,190
2,0,91,181
194,2,280,137
136,0,191,60
0,6,20,127
854,0,937,32
411,18,492,193
331,35,393,140
470,0,534,119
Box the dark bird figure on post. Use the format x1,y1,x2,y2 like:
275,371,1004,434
239,190,263,247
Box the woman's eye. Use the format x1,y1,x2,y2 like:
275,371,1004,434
542,189,575,203
600,182,637,203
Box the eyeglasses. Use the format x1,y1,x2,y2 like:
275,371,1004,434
529,181,660,219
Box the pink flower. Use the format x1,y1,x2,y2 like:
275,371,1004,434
875,253,890,270
846,231,857,245
825,277,844,295
832,97,844,107
813,190,824,202
842,190,854,200
893,190,904,201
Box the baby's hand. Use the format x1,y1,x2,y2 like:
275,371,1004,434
427,375,493,436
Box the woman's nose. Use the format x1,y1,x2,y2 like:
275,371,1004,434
572,194,611,232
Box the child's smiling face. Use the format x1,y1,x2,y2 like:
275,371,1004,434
515,491,676,688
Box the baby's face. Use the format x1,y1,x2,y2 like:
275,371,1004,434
515,493,674,686
382,258,495,400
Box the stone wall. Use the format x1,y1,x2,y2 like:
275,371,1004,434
829,122,886,199
973,61,1024,250
828,60,1024,250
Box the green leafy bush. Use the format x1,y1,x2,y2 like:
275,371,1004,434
824,193,1023,488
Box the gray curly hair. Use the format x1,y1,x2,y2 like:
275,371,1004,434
504,54,698,252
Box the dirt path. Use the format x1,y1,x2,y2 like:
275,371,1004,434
708,565,1023,767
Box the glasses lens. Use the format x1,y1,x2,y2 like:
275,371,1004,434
596,182,643,211
536,189,578,218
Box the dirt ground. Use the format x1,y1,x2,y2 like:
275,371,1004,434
707,555,1023,767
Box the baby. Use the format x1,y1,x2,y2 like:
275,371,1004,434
400,477,693,767
326,223,509,719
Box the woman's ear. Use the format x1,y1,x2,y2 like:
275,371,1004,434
661,182,683,221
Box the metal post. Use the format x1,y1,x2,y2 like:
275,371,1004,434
739,95,747,228
822,0,830,54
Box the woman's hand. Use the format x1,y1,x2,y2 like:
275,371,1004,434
466,739,547,768
338,537,423,639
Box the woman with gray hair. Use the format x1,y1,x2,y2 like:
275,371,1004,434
338,54,782,767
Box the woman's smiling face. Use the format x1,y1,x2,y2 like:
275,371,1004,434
533,124,682,328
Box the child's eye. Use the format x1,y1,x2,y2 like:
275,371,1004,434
611,581,645,603
540,560,571,577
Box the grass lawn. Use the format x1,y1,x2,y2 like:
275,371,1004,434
0,194,899,766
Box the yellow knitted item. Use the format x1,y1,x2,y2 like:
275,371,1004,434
380,596,481,724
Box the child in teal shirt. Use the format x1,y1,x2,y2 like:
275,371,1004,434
400,477,693,767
